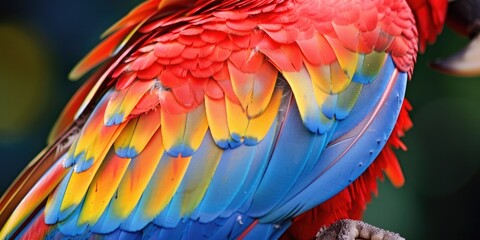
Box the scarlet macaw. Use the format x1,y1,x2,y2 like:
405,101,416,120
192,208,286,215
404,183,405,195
0,0,450,239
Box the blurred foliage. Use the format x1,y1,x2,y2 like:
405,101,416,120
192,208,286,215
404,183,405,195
0,1,479,239
0,0,140,203
0,23,52,139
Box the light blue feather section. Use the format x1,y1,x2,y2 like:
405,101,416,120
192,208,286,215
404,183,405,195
57,199,88,236
247,98,324,217
262,56,398,215
261,70,407,222
332,56,396,139
223,122,277,217
189,144,256,223
91,200,122,234
121,153,173,232
154,132,220,228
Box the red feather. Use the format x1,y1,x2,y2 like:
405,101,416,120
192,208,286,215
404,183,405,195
406,0,448,52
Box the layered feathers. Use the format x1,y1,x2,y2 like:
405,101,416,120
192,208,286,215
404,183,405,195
0,0,446,239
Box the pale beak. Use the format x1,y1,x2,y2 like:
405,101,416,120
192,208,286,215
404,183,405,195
430,0,480,76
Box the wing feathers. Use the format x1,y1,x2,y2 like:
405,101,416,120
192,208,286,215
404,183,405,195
161,103,208,157
263,69,408,223
111,126,165,221
205,96,231,148
78,153,131,226
2,0,421,238
155,132,222,228
114,109,161,158
105,80,155,126
0,159,68,239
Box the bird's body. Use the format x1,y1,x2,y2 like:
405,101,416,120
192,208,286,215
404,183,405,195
0,0,447,239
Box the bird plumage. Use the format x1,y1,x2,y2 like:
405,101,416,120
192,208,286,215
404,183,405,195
0,0,447,239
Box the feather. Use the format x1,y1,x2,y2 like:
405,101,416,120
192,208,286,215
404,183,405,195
263,69,408,223
0,159,67,239
105,80,155,126
248,98,325,217
78,152,131,226
190,144,257,222
244,88,282,145
204,96,231,148
224,96,249,145
90,126,165,234
121,155,191,231
160,103,208,157
282,66,333,134
228,56,277,117
114,109,161,158
154,132,222,228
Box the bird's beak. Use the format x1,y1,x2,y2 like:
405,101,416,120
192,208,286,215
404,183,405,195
430,0,480,76
430,34,480,76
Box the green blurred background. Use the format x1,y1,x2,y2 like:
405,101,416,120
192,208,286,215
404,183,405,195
0,1,479,239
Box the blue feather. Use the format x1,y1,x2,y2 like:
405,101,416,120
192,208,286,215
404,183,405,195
332,56,396,140
223,122,277,217
189,144,256,222
154,132,222,228
247,98,324,217
43,160,72,224
262,70,408,222
265,56,398,213
91,201,122,234
57,199,87,236
121,153,173,232
321,94,338,119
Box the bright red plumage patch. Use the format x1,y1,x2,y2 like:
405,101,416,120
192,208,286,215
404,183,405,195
19,212,49,240
406,0,448,52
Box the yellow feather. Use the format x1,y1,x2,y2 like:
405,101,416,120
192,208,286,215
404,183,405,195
111,127,164,219
305,63,331,93
78,153,131,225
72,109,105,163
104,80,154,126
245,88,282,142
330,61,351,93
140,156,191,219
60,123,126,216
114,109,161,157
205,96,231,146
180,144,222,216
127,110,161,154
113,117,138,154
225,97,249,142
282,66,320,123
326,36,358,81
305,61,351,94
161,104,208,156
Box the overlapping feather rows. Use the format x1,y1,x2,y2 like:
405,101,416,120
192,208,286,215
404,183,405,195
0,0,426,239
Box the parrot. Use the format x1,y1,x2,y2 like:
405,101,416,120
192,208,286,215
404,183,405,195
0,0,453,239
